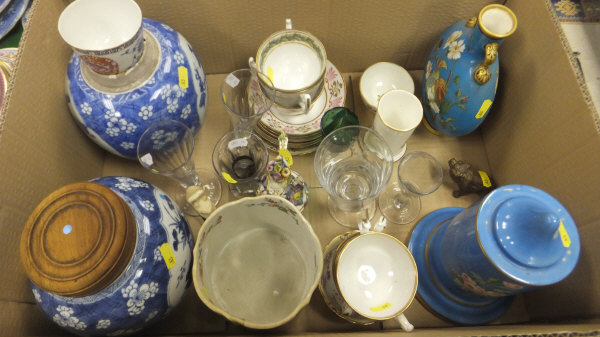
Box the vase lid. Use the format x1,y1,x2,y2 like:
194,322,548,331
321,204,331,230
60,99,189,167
477,185,580,286
20,182,137,297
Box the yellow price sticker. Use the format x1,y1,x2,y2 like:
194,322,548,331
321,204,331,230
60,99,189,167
178,66,189,89
478,170,492,188
279,149,293,166
267,66,274,82
370,302,392,312
558,221,571,248
475,99,492,119
160,243,177,269
221,172,237,184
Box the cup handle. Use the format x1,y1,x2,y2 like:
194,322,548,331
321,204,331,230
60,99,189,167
395,313,414,332
298,94,312,114
248,57,258,74
285,18,292,30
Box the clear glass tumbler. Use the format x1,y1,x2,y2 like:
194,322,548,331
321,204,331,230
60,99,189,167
378,151,444,224
220,69,276,132
137,119,222,217
314,125,393,228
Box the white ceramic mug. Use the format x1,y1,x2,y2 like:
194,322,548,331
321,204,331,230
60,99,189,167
320,231,417,331
373,89,423,161
250,19,326,114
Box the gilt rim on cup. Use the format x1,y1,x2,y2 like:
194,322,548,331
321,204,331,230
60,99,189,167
333,231,419,321
255,29,327,94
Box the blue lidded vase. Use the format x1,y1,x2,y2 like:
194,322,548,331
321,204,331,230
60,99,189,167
59,0,207,159
20,177,193,336
408,185,580,325
422,4,517,136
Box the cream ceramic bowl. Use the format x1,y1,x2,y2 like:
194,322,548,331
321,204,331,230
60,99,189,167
360,62,414,112
192,195,322,329
253,23,327,112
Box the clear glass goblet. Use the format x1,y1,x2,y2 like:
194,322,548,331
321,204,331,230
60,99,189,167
314,125,393,228
378,151,443,224
220,68,276,132
137,119,222,217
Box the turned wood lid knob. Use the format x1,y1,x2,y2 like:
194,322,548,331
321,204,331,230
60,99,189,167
20,182,137,297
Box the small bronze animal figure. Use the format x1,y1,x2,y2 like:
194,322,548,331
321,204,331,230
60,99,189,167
448,158,495,198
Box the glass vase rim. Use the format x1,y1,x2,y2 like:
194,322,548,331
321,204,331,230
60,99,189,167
211,130,270,183
397,151,443,196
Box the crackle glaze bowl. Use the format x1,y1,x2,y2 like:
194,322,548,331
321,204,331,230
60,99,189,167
192,195,322,329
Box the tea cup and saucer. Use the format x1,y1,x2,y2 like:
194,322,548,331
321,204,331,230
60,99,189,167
249,19,327,115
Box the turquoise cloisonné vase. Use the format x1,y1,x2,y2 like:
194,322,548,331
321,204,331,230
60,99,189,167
422,4,517,136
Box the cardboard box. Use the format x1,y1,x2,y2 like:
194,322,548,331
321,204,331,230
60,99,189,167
1,0,599,335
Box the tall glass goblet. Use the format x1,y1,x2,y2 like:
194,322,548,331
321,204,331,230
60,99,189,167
137,119,222,217
220,69,276,132
314,125,393,228
378,151,443,224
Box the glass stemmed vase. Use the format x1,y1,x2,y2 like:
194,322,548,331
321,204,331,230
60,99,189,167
378,151,443,224
220,68,276,132
314,125,393,228
137,119,222,217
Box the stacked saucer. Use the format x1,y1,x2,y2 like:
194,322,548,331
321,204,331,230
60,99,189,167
254,60,346,154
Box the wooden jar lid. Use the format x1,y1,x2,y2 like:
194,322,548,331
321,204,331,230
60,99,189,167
20,182,137,297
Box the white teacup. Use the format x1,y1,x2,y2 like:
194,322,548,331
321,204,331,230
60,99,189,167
373,89,423,161
250,19,326,114
58,0,144,75
320,231,417,331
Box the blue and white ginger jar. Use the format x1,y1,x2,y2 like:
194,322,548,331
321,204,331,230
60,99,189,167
25,177,193,336
65,18,207,159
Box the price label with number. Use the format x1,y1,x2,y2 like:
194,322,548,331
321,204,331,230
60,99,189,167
279,149,293,166
160,243,177,269
178,66,189,89
558,221,571,248
478,170,492,188
370,302,392,312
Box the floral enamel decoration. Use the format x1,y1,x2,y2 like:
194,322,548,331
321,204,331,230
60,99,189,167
453,271,524,298
421,5,516,136
424,30,470,133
